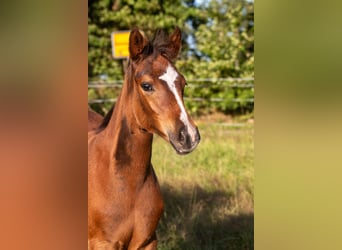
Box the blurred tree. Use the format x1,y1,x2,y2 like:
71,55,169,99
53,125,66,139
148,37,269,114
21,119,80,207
188,0,254,78
88,0,200,79
177,0,254,113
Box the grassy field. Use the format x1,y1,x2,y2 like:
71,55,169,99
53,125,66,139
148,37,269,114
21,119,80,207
152,115,254,249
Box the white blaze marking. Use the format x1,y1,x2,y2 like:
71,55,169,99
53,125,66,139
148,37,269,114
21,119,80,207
159,64,197,140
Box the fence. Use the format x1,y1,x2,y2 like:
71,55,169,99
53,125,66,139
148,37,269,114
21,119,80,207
88,77,254,105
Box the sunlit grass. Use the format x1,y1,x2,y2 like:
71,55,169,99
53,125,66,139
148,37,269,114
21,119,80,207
152,118,254,249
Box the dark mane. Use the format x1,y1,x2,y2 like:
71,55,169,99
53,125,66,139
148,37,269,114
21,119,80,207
96,106,114,132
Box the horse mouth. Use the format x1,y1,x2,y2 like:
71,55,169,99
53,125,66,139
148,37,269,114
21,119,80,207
170,142,199,155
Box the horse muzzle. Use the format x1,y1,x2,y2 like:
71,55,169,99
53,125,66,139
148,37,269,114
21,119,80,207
169,126,200,155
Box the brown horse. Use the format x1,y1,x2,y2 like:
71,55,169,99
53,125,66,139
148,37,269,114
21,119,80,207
88,27,200,249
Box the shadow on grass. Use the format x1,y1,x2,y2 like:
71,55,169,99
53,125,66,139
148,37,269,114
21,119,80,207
157,184,254,250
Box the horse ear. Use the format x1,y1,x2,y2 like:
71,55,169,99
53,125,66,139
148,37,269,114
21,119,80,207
129,28,148,61
167,27,182,60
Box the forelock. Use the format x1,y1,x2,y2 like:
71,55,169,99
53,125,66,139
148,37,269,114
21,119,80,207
133,29,174,62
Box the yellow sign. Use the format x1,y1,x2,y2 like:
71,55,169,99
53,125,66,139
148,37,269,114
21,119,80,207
111,31,130,59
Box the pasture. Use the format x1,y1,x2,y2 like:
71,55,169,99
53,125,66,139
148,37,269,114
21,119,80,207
152,114,254,249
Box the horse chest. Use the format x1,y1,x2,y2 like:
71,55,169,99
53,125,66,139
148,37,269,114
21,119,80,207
109,172,164,228
89,171,163,249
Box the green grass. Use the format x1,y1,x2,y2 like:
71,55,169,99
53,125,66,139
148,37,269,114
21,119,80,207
152,118,254,249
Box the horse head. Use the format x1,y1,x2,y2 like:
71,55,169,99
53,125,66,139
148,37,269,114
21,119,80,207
127,27,200,155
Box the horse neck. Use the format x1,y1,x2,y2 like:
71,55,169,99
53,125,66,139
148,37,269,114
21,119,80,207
100,65,154,173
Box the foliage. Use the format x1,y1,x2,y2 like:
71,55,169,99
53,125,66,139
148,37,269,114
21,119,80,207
88,0,254,114
88,0,195,78
180,0,254,114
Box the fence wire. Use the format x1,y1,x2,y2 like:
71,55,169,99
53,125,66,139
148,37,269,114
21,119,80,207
88,77,254,104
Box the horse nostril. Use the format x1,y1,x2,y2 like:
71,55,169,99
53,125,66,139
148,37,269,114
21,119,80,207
179,128,186,144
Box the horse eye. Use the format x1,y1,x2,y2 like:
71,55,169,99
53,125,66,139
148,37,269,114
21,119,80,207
141,83,154,92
